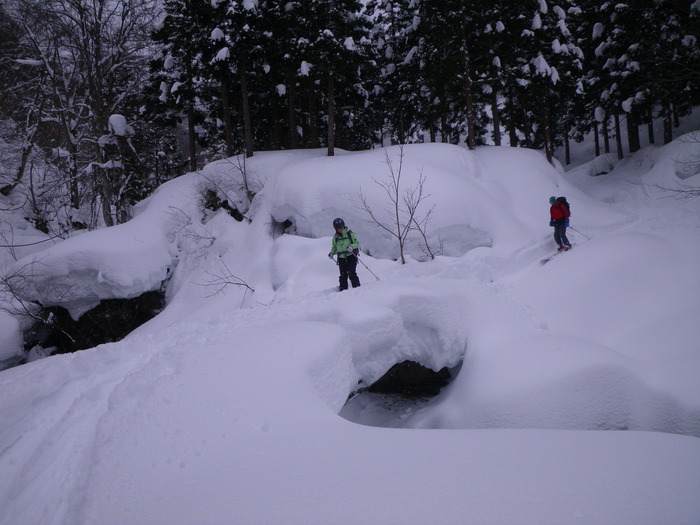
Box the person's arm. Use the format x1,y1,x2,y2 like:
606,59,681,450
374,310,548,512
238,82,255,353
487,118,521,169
349,232,359,253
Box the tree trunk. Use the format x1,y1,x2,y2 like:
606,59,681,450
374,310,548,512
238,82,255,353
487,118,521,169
663,102,673,144
186,60,197,171
564,132,570,165
1,142,33,197
466,80,476,150
99,168,114,227
507,85,519,147
647,106,655,144
492,91,501,146
269,95,281,150
593,121,600,157
327,74,335,157
523,115,535,148
464,56,476,150
240,54,254,158
542,104,553,164
398,110,405,145
1,91,45,196
187,102,197,171
221,77,234,157
287,82,299,149
614,113,623,160
69,148,80,210
602,117,610,153
306,78,319,148
626,111,640,153
672,103,680,128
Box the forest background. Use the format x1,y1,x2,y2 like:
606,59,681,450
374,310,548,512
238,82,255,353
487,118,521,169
1,0,699,236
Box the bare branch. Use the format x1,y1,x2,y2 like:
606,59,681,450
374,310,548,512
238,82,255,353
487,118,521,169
359,146,436,263
195,260,254,298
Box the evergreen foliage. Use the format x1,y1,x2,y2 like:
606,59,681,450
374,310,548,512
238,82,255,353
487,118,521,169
1,0,698,235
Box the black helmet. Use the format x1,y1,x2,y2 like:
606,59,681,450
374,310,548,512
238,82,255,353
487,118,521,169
332,217,345,230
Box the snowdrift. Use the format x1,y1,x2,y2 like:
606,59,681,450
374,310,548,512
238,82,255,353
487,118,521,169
1,140,699,524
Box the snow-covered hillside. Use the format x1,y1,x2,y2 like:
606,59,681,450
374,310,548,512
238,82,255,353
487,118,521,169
1,138,699,524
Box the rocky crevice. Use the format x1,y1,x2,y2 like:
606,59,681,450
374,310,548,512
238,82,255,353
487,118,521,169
23,290,165,358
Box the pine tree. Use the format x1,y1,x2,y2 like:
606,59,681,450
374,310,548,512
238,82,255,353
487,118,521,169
304,0,375,156
367,0,424,144
510,0,584,163
152,0,212,170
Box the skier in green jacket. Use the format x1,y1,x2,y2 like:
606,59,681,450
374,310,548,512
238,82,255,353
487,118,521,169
328,217,361,291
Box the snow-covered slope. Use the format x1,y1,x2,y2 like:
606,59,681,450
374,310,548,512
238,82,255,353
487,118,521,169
0,140,699,524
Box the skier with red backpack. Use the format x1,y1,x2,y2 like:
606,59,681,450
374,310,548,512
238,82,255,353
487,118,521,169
549,196,572,251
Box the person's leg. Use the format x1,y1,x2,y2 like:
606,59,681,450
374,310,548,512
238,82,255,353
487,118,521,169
338,257,349,290
347,254,361,288
561,226,571,249
554,223,564,248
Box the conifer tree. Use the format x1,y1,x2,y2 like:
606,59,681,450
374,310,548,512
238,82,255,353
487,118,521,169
305,0,375,155
367,0,424,144
152,0,211,171
513,0,584,163
418,0,489,148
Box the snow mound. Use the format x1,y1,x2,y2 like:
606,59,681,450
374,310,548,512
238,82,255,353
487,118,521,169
8,174,204,318
265,144,624,259
1,139,699,524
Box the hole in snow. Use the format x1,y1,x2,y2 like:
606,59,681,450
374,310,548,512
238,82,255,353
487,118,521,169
340,360,461,428
270,217,294,237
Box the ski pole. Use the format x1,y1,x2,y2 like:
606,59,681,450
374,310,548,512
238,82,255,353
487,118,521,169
569,226,591,240
355,253,380,281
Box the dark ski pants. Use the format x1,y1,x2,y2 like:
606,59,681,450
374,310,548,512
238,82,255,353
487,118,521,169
338,255,360,290
553,223,570,247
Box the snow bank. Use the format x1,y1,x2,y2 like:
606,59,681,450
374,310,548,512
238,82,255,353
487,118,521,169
264,144,621,259
1,139,699,525
0,312,22,361
8,174,204,318
7,144,626,320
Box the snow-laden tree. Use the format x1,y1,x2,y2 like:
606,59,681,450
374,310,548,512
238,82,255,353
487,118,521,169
152,0,212,171
503,0,584,163
366,0,425,144
624,0,700,146
206,0,269,158
0,3,42,198
2,0,161,230
414,0,488,148
304,0,376,155
262,0,306,149
576,0,699,161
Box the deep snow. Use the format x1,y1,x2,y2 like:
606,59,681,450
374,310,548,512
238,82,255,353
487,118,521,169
1,137,699,524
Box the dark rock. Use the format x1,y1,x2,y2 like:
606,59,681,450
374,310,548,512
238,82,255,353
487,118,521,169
367,360,452,398
24,290,165,355
203,189,245,222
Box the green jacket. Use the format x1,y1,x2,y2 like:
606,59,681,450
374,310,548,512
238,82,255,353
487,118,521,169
331,227,360,258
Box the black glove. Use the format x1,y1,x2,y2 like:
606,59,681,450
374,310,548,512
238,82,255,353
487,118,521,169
353,249,359,255
328,252,334,259
549,221,555,227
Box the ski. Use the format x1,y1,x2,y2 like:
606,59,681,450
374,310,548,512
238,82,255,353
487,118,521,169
540,246,572,265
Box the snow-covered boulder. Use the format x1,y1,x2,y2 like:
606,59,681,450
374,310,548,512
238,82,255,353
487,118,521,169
9,173,205,319
261,144,620,260
0,311,22,362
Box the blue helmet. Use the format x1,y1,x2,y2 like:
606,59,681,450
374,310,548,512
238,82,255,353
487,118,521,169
549,196,557,203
